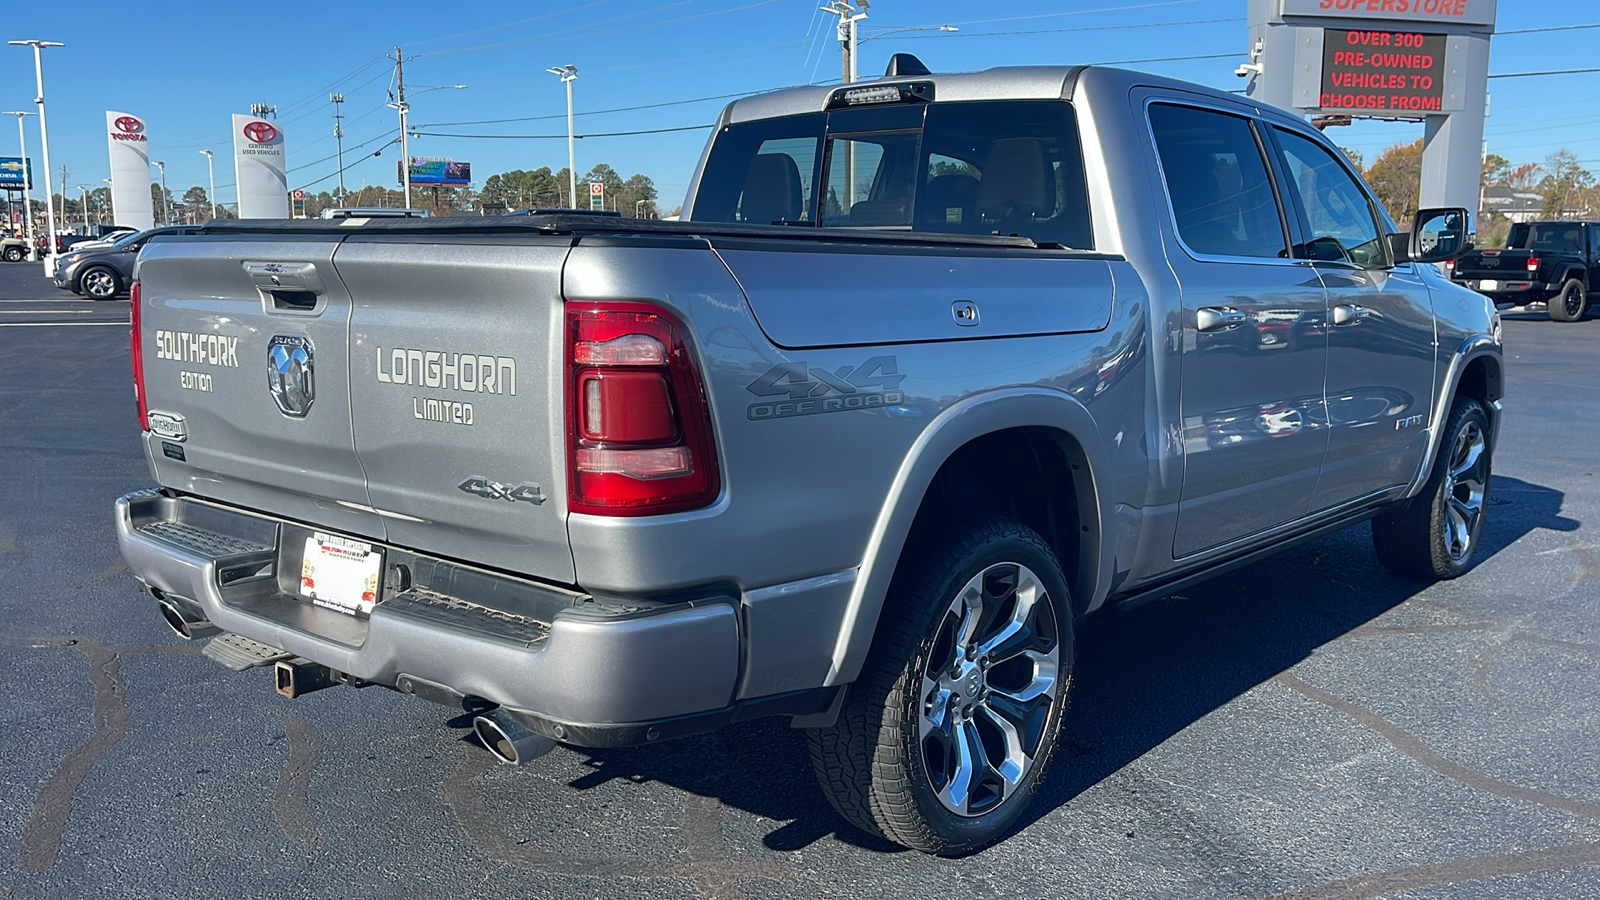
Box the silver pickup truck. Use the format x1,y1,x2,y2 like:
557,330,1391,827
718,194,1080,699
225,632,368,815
115,62,1502,854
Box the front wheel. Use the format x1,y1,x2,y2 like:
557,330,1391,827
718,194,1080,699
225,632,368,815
1,246,22,262
1549,278,1587,322
1373,398,1491,579
807,516,1073,855
80,266,121,300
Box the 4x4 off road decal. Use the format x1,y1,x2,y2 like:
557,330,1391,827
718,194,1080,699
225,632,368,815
745,355,905,420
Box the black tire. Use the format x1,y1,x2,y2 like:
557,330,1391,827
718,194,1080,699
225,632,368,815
79,266,121,300
2,246,22,262
1372,398,1491,579
1549,278,1586,322
807,515,1074,855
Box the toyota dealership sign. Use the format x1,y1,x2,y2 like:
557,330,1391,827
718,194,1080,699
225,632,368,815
105,111,154,231
232,113,288,219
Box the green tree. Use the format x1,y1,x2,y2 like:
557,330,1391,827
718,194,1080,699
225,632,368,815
1537,149,1593,217
1339,147,1364,171
1481,153,1510,187
1363,139,1422,224
182,186,210,222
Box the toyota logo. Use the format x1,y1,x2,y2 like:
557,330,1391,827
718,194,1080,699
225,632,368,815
243,121,278,144
267,335,315,417
114,116,143,134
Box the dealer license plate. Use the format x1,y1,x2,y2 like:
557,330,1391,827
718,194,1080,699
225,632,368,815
299,532,382,616
1478,279,1498,291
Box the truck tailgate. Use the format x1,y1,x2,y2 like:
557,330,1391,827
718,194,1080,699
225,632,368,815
333,237,575,583
136,238,384,540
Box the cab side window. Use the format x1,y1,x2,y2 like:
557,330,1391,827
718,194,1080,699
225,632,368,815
1272,128,1386,268
1149,103,1288,260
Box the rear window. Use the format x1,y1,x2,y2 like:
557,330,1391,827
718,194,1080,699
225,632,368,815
1525,223,1584,253
691,100,1093,249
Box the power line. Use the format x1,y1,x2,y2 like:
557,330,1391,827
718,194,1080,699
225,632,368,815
890,16,1241,39
407,0,616,47
416,0,781,57
295,137,403,192
418,89,782,128
1489,67,1600,79
410,124,713,140
1499,23,1600,34
937,0,1202,29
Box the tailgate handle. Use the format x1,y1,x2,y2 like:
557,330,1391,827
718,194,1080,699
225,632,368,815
270,289,319,310
244,261,327,314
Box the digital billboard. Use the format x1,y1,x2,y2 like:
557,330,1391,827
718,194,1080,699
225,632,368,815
400,157,471,186
0,157,32,190
1318,28,1448,113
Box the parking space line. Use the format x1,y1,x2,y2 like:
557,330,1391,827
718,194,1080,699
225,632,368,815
0,321,130,327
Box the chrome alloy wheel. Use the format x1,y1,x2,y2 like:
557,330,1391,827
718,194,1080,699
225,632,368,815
82,268,117,299
1442,419,1487,561
919,562,1060,817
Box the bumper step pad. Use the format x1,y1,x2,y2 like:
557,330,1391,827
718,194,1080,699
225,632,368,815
203,632,293,671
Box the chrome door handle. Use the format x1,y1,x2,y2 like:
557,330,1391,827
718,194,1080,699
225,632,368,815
1332,304,1370,326
1196,307,1248,332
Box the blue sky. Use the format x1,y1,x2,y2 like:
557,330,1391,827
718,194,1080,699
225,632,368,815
3,1,1594,213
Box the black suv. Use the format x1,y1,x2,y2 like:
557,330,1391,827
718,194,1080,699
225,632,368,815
1450,220,1598,321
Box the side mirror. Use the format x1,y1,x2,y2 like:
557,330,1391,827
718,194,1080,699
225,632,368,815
1403,207,1470,264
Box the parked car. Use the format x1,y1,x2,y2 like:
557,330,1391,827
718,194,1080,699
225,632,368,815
1,235,30,262
319,207,432,219
35,232,96,255
116,61,1501,855
1450,219,1598,321
52,225,201,299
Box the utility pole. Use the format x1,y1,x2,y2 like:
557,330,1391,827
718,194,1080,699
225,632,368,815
5,112,36,259
331,93,346,203
822,0,869,85
250,103,277,119
76,185,89,231
391,47,412,209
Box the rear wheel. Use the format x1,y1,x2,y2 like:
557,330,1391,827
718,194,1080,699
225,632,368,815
807,516,1072,855
1549,278,1586,322
1373,398,1490,579
80,266,121,300
2,246,22,262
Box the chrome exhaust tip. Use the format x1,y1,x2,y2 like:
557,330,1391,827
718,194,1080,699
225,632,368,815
472,708,557,765
155,595,219,640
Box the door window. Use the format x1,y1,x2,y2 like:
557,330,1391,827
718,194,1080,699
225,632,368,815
1148,103,1288,260
1273,128,1386,267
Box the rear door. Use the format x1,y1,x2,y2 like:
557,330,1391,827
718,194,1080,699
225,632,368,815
136,236,383,539
335,237,576,582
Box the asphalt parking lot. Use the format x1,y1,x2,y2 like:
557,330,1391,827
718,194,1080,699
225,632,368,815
1,262,1597,899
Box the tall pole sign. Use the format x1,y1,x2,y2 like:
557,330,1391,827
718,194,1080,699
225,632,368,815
232,114,288,219
1242,0,1495,220
105,111,154,231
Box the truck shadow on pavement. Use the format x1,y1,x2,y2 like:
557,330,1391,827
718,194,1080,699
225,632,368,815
539,475,1577,855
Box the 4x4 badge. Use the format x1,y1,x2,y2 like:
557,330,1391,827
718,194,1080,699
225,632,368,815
458,477,545,505
745,355,905,420
267,335,315,417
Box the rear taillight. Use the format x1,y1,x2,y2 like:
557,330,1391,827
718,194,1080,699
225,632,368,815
566,302,719,515
131,280,148,431
1527,256,1540,272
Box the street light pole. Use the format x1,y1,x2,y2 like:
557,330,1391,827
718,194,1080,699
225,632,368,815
547,65,578,207
154,160,170,225
9,39,64,275
4,111,37,260
199,150,217,220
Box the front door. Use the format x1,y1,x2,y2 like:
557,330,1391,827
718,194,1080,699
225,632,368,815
1268,127,1438,509
1147,101,1331,558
